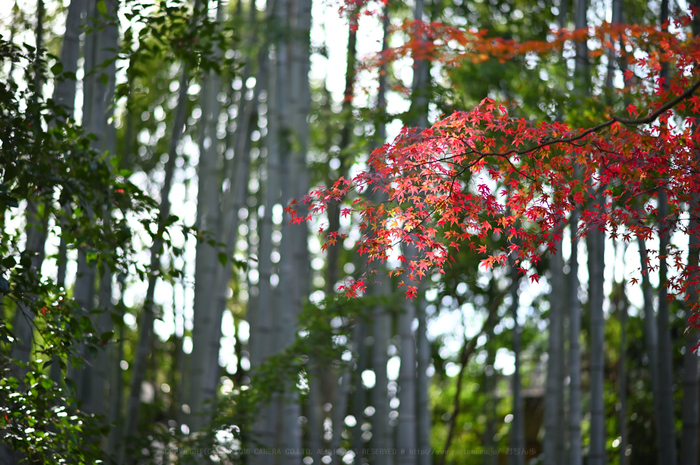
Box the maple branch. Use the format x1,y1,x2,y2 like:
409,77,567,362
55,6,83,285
613,77,700,125
303,80,700,295
462,148,535,180
454,152,487,176
478,77,700,158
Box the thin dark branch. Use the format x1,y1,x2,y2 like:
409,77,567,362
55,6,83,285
477,77,700,159
436,289,506,465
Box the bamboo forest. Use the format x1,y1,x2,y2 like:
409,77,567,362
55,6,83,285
3,0,700,463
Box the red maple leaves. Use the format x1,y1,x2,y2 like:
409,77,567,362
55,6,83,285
286,11,700,304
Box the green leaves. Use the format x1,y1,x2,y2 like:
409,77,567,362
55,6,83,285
233,258,247,271
79,315,95,334
0,184,19,209
2,256,17,268
0,372,102,463
99,331,114,343
97,0,107,15
50,61,63,76
64,377,77,394
39,376,53,391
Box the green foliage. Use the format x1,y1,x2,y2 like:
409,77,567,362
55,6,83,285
224,293,396,423
127,293,400,462
0,35,157,463
0,366,107,463
119,0,234,83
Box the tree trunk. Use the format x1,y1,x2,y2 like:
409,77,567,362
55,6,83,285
638,236,662,462
9,212,48,371
53,0,84,116
71,0,113,410
657,187,678,465
588,193,606,465
119,68,187,461
544,245,565,465
67,0,96,392
416,297,432,464
509,262,524,465
8,0,48,393
396,293,417,465
400,0,430,461
616,279,628,465
250,0,287,455
85,0,119,419
118,1,201,458
681,203,700,465
276,0,312,459
275,28,303,465
190,0,224,430
656,3,678,461
199,0,265,420
568,209,582,465
412,1,433,460
371,276,392,465
324,0,357,297
573,1,607,464
681,11,700,460
369,9,392,465
189,3,222,318
48,0,86,398
330,328,361,465
484,323,497,465
352,321,368,463
107,283,126,456
409,0,429,129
